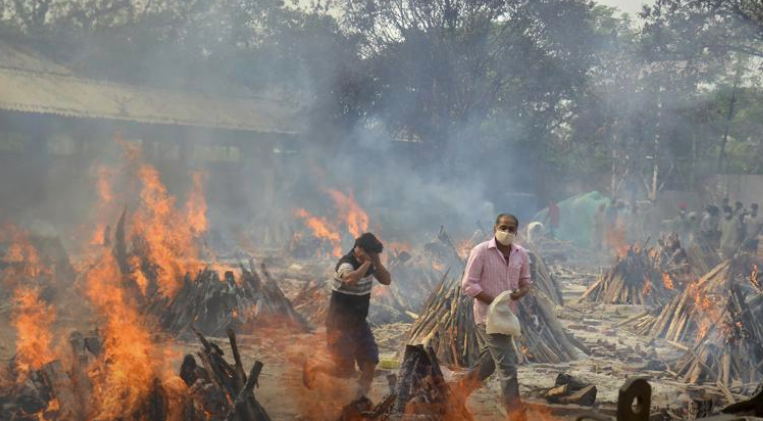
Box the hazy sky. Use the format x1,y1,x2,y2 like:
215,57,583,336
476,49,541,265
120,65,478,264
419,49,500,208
594,0,652,16
297,0,655,19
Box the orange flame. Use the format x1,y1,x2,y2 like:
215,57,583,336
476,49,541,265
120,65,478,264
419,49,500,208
326,189,369,238
185,171,208,235
11,287,56,376
1,228,57,378
293,208,343,257
125,146,206,297
751,264,760,292
662,273,675,290
84,252,180,419
606,223,630,258
687,282,720,343
642,279,652,296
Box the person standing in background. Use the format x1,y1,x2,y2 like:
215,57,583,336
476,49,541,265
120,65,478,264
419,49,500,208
546,200,560,238
700,205,721,247
746,204,762,239
720,206,743,259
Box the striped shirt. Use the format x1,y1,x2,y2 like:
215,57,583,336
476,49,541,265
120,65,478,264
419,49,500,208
461,238,532,325
333,262,374,296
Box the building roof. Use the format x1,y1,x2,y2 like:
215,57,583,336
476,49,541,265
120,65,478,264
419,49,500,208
0,41,300,134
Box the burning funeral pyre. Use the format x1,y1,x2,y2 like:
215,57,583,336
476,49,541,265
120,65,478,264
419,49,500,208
581,244,677,306
0,325,273,421
617,254,763,391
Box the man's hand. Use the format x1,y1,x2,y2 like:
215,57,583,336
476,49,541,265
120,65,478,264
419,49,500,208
475,291,495,305
510,285,531,301
356,249,371,263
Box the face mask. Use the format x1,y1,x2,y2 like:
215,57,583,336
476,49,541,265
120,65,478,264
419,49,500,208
495,230,515,246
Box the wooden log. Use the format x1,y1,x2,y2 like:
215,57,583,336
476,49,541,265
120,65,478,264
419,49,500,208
224,361,268,421
559,385,597,407
41,360,78,421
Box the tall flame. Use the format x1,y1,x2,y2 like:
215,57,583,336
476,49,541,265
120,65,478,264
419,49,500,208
293,208,342,257
124,146,206,297
11,287,56,376
1,228,57,378
84,252,179,420
326,189,369,238
185,171,208,235
87,162,118,248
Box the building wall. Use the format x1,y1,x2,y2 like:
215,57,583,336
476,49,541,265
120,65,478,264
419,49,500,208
0,110,290,248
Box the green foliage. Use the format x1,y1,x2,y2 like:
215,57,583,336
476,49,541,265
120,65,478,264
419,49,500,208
2,0,763,193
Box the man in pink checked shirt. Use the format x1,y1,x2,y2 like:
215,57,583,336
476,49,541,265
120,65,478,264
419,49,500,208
459,213,532,419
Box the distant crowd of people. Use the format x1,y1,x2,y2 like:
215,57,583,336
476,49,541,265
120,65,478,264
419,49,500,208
591,197,761,261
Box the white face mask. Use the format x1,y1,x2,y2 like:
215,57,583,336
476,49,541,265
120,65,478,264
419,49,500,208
495,230,515,246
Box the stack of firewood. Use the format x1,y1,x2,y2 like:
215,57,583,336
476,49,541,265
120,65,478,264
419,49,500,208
624,261,731,343
183,328,271,421
111,211,308,337
581,246,675,306
406,273,586,368
686,237,720,279
340,345,474,421
527,248,564,307
672,285,763,390
146,260,310,337
0,328,272,421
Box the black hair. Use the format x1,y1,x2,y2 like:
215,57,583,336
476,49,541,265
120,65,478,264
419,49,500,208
735,201,743,209
723,205,733,214
354,232,384,254
707,205,719,216
752,203,758,209
495,213,519,227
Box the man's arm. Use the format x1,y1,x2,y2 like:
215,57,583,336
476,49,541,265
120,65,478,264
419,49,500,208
462,247,494,305
371,253,392,285
341,261,373,285
511,252,532,300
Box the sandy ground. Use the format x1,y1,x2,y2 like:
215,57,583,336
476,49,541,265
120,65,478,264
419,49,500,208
0,258,730,421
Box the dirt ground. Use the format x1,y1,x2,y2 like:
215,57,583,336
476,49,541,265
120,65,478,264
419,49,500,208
0,258,729,421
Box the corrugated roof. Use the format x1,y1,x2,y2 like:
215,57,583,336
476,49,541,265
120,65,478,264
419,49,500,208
0,41,300,134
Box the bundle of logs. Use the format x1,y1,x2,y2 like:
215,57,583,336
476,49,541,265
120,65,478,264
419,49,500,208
340,345,474,421
528,248,564,307
0,329,270,421
145,260,310,337
581,245,675,306
113,210,308,337
406,274,586,368
623,261,731,343
182,328,271,421
672,285,763,390
0,331,103,421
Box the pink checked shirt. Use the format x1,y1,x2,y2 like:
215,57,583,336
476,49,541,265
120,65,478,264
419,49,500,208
461,238,532,326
